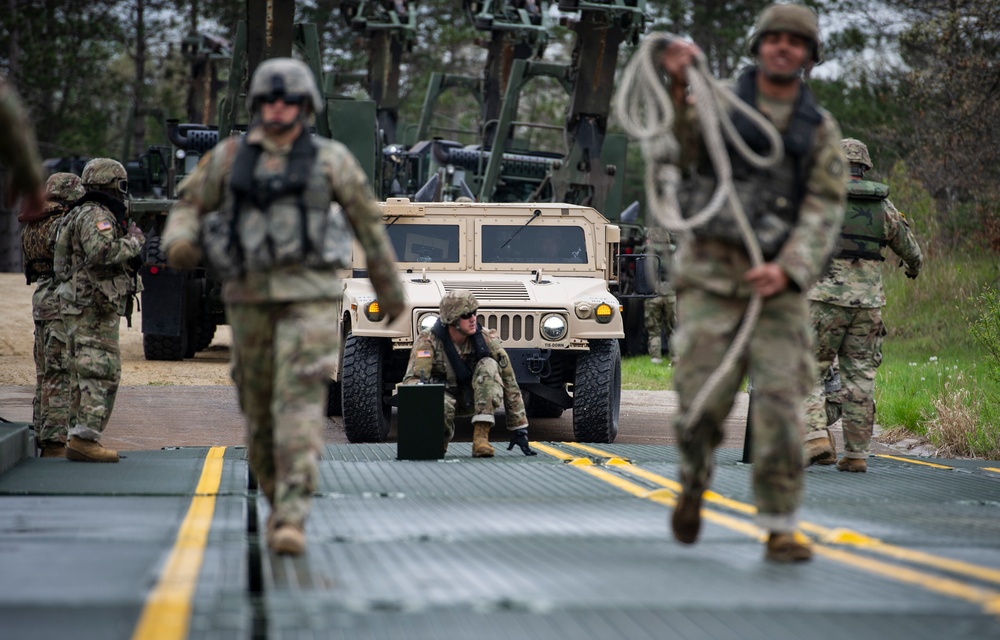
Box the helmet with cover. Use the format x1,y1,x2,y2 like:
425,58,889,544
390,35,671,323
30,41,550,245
45,172,85,202
840,137,873,170
748,3,822,63
247,57,324,114
439,290,479,325
81,158,128,195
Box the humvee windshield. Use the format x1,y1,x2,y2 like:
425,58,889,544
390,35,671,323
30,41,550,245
481,225,587,264
385,224,461,263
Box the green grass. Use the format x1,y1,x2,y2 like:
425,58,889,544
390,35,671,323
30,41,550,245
622,355,674,390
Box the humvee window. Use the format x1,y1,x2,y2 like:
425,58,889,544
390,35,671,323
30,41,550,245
481,225,587,264
386,224,460,263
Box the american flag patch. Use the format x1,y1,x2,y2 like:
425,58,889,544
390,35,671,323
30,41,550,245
417,350,431,358
96,220,112,231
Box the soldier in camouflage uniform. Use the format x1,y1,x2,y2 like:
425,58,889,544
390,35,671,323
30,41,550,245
54,159,144,463
659,4,845,561
163,58,404,556
802,138,922,473
402,290,535,457
642,226,676,364
21,173,86,457
0,78,45,218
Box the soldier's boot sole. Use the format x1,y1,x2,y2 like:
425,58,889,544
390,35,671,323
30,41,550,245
472,423,495,458
269,524,305,556
765,532,813,562
805,428,837,467
837,457,867,473
66,437,119,463
671,489,703,545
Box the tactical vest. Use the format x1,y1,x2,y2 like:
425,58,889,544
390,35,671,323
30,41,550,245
431,320,492,404
201,132,353,281
837,179,888,261
21,202,73,284
678,67,822,260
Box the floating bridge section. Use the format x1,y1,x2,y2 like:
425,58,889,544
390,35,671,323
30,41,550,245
1,421,999,640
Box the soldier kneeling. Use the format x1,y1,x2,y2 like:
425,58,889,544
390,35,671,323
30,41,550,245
402,290,536,457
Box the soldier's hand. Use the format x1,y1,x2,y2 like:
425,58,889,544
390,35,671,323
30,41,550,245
167,239,202,269
905,267,919,280
382,297,405,324
507,428,537,456
127,222,145,244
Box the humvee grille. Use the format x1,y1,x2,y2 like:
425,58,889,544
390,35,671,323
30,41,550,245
479,312,536,344
442,281,530,300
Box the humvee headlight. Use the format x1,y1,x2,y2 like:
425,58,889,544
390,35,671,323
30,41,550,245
418,313,439,333
594,303,614,324
364,300,384,322
540,314,568,341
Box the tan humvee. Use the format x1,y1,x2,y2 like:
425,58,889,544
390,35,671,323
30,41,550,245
330,198,626,443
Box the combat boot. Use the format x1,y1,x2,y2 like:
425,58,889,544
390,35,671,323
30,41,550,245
472,423,495,458
670,489,703,545
39,441,66,458
269,523,305,556
837,456,867,473
804,428,836,467
66,436,119,463
765,532,813,562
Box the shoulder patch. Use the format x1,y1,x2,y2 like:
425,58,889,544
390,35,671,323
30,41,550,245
416,350,432,358
96,220,113,232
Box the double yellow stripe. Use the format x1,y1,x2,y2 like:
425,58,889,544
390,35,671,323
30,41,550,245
540,441,1000,615
132,447,227,640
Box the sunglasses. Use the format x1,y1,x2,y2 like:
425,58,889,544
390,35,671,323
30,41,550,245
459,311,477,320
260,94,305,105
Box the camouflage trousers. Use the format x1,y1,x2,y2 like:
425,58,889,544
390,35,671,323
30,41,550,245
227,300,338,529
644,291,676,358
65,307,122,441
32,317,71,445
672,288,813,532
443,357,506,442
803,302,884,459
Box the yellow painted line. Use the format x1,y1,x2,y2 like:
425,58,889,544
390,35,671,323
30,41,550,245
542,441,1000,610
814,544,1000,614
131,447,226,640
874,454,953,470
530,442,575,461
985,467,1000,475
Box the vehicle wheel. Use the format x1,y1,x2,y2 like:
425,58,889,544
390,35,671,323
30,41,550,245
341,334,391,442
326,380,343,417
143,333,185,361
524,391,565,419
573,339,621,443
192,314,217,352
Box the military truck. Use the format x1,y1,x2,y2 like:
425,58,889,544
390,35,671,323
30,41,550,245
331,197,629,443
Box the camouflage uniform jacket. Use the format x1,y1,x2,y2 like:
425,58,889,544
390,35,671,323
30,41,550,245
642,226,674,296
53,195,143,316
0,80,44,195
807,197,922,308
402,327,528,425
163,126,403,306
671,75,846,297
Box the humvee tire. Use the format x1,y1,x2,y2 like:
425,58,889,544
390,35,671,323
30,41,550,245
572,339,621,442
341,333,391,442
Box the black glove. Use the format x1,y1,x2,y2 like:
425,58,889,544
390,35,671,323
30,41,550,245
905,269,919,280
507,428,537,456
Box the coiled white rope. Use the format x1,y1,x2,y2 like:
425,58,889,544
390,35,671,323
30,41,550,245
613,33,785,431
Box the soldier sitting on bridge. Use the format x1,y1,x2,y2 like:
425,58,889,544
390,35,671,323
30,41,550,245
401,290,536,457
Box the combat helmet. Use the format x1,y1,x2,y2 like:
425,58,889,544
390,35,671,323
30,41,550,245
247,57,324,114
749,3,822,63
840,138,873,170
45,172,85,203
81,158,128,195
439,290,479,325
